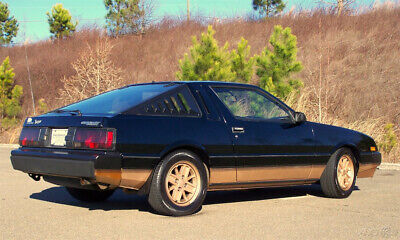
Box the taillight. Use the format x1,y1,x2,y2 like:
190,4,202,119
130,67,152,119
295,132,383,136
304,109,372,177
73,128,115,150
19,128,41,147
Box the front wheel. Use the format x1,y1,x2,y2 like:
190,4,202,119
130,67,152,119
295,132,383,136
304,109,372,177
66,187,115,202
148,150,208,216
320,148,357,198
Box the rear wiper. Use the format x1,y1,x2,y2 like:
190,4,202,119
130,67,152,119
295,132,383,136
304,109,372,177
52,109,82,116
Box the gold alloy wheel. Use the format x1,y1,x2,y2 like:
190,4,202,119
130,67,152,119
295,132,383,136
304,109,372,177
165,161,201,207
337,155,355,191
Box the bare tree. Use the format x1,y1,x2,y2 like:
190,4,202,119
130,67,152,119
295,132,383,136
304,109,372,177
59,39,125,105
286,19,339,124
138,0,157,34
318,0,356,16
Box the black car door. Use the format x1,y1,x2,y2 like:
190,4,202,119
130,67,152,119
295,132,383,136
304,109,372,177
188,84,237,185
209,85,317,183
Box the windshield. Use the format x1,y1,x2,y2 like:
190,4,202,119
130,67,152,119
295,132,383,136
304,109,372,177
59,83,178,115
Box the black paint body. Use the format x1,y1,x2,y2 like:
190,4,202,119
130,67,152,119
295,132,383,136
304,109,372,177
10,81,381,188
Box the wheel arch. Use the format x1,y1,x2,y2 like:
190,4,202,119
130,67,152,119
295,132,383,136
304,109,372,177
138,142,210,195
157,141,210,177
332,143,360,172
160,142,210,167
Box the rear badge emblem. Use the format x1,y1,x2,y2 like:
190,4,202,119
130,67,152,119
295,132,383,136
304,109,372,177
81,121,101,126
26,118,41,124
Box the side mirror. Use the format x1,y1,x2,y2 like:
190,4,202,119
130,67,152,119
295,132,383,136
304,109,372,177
293,112,307,124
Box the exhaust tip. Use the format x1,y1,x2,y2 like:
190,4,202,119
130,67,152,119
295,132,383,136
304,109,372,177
79,178,92,185
28,173,41,181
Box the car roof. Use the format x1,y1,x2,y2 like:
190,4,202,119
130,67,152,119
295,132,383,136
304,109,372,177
124,81,258,88
120,81,294,114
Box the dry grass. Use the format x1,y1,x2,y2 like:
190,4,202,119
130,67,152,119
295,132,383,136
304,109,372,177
0,7,398,161
287,88,399,163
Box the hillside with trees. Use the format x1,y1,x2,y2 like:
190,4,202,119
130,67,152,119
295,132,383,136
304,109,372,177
0,2,398,162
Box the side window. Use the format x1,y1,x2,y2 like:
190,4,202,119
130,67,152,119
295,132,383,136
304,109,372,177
136,86,201,117
213,87,289,120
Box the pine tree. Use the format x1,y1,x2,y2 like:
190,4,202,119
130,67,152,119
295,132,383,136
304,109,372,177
379,123,398,153
104,0,147,36
256,25,303,99
46,4,78,39
252,0,286,18
0,2,18,44
0,57,22,130
176,25,235,82
37,98,48,114
230,38,254,83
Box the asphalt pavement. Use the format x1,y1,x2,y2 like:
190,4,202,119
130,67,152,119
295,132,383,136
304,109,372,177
1,147,399,240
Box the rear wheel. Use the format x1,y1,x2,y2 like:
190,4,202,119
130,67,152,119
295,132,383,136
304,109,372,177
148,150,208,216
66,187,115,202
320,148,356,198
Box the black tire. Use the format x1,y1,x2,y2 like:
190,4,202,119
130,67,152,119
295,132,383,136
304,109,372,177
148,150,208,216
66,187,115,202
320,148,357,198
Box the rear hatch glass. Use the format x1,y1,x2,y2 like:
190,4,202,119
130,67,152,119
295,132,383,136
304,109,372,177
58,83,178,115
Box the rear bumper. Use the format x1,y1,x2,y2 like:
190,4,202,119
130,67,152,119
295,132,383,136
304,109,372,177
10,148,153,190
10,148,122,179
11,154,95,178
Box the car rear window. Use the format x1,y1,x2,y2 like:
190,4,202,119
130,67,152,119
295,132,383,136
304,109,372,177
59,83,179,115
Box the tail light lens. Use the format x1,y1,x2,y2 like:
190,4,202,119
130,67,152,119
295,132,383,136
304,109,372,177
19,127,116,151
19,128,42,147
73,128,115,150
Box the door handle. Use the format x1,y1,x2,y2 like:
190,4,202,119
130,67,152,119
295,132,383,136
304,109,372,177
232,127,245,133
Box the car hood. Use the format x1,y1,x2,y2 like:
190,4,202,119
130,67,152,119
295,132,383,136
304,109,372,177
307,121,377,153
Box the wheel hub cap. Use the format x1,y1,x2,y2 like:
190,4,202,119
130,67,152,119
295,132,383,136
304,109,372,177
165,161,200,207
337,155,355,191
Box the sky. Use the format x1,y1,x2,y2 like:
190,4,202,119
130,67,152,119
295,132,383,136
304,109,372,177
6,0,376,44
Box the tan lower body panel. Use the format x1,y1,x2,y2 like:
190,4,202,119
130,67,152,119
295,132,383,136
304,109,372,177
95,169,152,190
358,163,379,178
209,165,326,190
120,169,152,190
237,166,312,182
308,165,326,179
209,168,236,184
95,169,122,186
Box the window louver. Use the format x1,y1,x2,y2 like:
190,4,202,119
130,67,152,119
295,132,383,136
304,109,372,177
141,88,200,117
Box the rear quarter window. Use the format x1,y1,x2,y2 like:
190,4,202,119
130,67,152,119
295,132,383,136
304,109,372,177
59,83,178,115
130,86,201,117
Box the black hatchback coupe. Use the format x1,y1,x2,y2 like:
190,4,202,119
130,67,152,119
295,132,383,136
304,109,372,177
11,81,381,216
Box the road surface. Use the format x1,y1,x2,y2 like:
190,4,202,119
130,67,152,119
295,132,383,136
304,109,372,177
1,147,399,239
